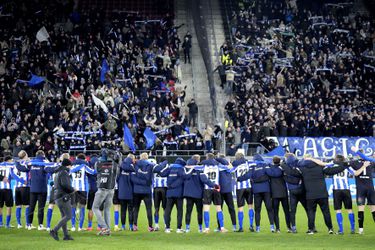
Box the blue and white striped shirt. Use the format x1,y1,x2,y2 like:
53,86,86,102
0,162,12,189
12,166,29,188
235,162,255,190
153,172,168,188
70,164,96,192
203,165,220,190
327,163,355,190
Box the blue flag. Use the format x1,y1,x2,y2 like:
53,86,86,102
17,74,45,86
100,59,109,83
143,127,157,149
29,74,45,86
263,146,285,157
123,124,136,152
184,126,190,133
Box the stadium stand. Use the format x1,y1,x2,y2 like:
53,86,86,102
220,0,374,155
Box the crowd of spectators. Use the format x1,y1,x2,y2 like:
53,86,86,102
222,0,375,155
0,0,217,159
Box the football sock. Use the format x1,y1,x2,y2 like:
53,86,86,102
348,213,355,232
336,213,343,232
6,215,11,227
71,207,76,227
217,211,224,228
114,211,119,226
358,211,364,228
16,207,21,225
204,211,210,229
238,211,244,230
154,215,159,224
46,208,53,228
79,207,85,229
249,209,254,227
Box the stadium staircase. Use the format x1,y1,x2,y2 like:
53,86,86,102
204,0,229,126
175,0,215,130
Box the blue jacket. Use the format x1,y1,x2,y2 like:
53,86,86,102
131,159,155,194
158,158,189,198
183,158,215,198
87,156,99,192
282,155,304,191
237,155,274,193
16,156,57,193
118,157,136,200
200,159,220,166
216,157,233,194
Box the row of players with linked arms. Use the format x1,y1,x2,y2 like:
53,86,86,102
0,147,374,236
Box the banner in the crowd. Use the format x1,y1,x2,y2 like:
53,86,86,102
267,137,375,158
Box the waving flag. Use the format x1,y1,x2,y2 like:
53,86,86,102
262,146,285,157
100,59,109,83
91,94,108,113
123,124,136,152
143,127,157,149
36,27,50,42
17,74,45,86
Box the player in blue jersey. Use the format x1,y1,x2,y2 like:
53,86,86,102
86,154,100,231
232,151,255,232
215,154,237,232
237,154,276,233
183,154,215,233
70,153,96,231
281,153,308,233
269,157,291,233
131,153,155,232
118,154,137,231
151,158,168,231
350,146,375,234
12,151,31,229
0,156,18,228
200,153,227,233
16,150,58,230
156,158,192,233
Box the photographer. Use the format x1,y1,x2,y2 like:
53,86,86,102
49,159,75,241
93,150,120,236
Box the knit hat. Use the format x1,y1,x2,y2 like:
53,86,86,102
62,158,72,167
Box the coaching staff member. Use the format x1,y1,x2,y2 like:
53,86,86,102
282,155,348,235
49,159,75,241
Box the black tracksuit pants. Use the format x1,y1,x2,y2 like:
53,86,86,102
120,199,133,226
217,192,236,228
185,197,203,226
164,197,183,229
272,197,291,230
289,189,308,228
254,192,274,227
133,193,153,227
306,198,333,231
29,192,47,225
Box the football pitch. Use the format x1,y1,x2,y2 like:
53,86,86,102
0,205,374,250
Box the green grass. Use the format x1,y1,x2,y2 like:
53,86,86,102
0,204,374,250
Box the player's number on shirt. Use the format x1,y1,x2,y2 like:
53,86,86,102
74,171,82,178
207,171,216,181
237,168,247,177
